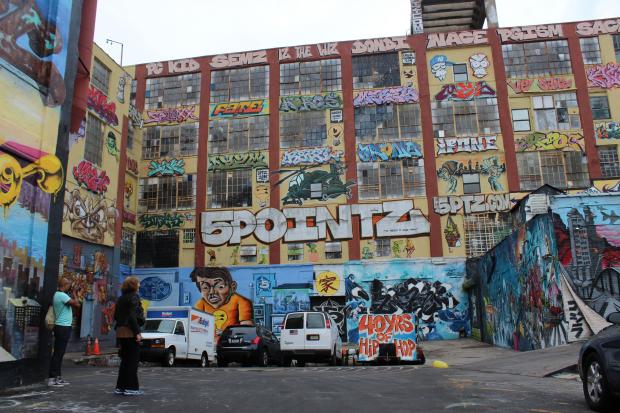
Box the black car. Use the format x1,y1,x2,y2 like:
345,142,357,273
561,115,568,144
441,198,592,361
217,325,281,367
578,313,620,411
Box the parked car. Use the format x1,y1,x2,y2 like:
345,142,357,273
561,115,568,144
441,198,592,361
280,311,343,367
217,325,281,367
578,312,620,411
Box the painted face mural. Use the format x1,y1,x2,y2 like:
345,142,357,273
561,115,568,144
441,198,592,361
63,189,117,243
469,53,490,78
429,55,452,81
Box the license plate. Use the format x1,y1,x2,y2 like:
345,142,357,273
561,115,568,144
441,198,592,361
290,330,298,335
229,338,242,344
307,334,320,341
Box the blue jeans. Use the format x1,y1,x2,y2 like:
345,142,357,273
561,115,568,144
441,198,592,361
49,325,72,378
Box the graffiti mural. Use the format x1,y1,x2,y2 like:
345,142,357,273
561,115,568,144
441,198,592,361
434,194,512,215
126,158,139,175
129,105,144,128
508,77,573,94
139,213,186,229
357,141,422,162
106,132,120,159
208,152,267,171
436,136,497,155
587,62,620,89
437,157,506,193
358,313,418,361
469,54,489,78
69,119,86,149
210,100,269,118
595,121,620,141
147,159,185,177
352,86,419,107
312,297,348,342
516,132,584,152
429,55,453,81
279,92,342,112
281,147,343,167
277,163,355,205
435,81,496,101
444,216,462,248
73,160,111,195
144,106,198,125
63,189,117,243
87,86,119,126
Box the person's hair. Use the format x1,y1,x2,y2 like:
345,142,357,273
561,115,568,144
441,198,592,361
58,277,71,289
121,276,140,294
190,267,233,290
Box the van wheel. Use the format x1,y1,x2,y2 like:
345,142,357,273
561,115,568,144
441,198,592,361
329,348,337,366
257,348,269,367
199,352,209,368
163,349,175,367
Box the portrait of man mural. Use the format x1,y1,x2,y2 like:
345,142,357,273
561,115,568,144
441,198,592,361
190,267,253,335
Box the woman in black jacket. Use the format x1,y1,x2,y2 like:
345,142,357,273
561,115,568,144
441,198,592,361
114,276,145,395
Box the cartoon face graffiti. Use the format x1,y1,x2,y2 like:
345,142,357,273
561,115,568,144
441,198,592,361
106,132,120,158
469,53,490,78
430,55,452,81
63,189,117,243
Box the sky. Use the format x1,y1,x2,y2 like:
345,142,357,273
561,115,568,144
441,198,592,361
94,0,620,66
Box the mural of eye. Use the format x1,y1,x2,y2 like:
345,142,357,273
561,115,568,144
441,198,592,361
139,276,172,301
75,201,86,218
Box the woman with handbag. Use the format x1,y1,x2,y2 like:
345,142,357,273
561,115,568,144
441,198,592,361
48,277,80,387
113,276,145,396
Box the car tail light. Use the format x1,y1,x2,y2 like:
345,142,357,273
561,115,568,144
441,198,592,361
251,336,261,345
325,317,331,328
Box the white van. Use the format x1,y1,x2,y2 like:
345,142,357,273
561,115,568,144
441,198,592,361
140,306,216,367
280,311,343,366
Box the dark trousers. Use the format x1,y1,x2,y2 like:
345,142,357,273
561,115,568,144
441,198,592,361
49,325,72,378
116,337,140,391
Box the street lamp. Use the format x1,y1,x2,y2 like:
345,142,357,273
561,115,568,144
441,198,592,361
106,38,124,66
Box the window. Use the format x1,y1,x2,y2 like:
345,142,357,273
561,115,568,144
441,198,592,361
91,58,110,94
183,229,195,245
84,114,104,165
285,313,304,329
240,245,257,263
141,123,199,159
462,173,481,194
432,98,500,137
280,111,327,149
120,229,135,266
175,321,185,335
306,313,325,329
138,175,196,212
325,242,342,260
355,104,421,143
209,116,269,153
502,40,572,78
130,78,137,106
532,93,580,131
512,109,531,132
590,95,611,120
145,73,201,109
210,66,269,104
599,145,620,178
358,159,425,200
352,53,400,89
453,64,468,82
136,230,179,268
517,151,589,190
287,243,304,261
127,123,134,150
375,239,391,257
208,169,252,208
464,213,512,258
280,59,342,95
613,35,620,61
580,37,602,64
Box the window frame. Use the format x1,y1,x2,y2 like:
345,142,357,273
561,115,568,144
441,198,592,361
357,158,425,200
91,58,111,94
352,53,401,90
516,151,589,190
453,63,469,82
598,145,620,178
590,95,612,120
512,108,531,132
287,243,305,261
84,114,104,166
280,59,342,95
501,40,572,79
579,37,602,65
144,73,201,110
207,169,253,209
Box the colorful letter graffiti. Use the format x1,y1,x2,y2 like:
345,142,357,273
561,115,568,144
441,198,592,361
358,314,417,361
351,37,409,54
208,152,267,171
147,159,185,177
429,55,453,81
427,31,489,49
435,81,496,101
279,92,343,112
210,100,269,118
87,86,119,126
144,106,198,125
436,136,497,155
497,25,564,42
63,189,117,243
595,122,620,141
73,160,110,195
357,141,422,162
587,63,620,89
469,54,489,78
281,147,343,167
434,194,512,215
515,132,584,152
201,200,430,246
509,77,573,94
139,213,185,229
437,157,506,193
353,86,419,107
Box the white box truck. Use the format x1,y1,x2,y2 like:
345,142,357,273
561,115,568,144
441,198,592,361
140,306,216,367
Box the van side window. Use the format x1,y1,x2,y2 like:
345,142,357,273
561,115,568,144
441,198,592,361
175,321,185,335
284,313,304,329
307,313,325,329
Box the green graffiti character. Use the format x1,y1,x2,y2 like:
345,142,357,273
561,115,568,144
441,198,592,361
106,132,120,159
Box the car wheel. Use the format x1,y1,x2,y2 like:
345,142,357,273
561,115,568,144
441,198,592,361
217,357,228,368
163,349,175,367
257,348,269,367
199,352,209,368
583,353,613,411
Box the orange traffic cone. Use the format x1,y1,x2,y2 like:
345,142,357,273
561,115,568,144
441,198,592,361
85,336,92,356
93,338,100,356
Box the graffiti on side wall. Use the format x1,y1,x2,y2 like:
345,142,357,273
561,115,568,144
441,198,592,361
129,105,144,128
434,194,512,215
139,213,186,229
516,132,585,152
117,74,127,103
281,147,343,167
69,119,86,149
87,86,119,126
358,313,417,361
312,298,348,341
357,141,422,162
278,163,355,205
587,63,620,89
595,122,620,141
469,54,489,78
435,81,496,101
126,158,139,175
208,152,267,171
353,86,419,107
279,92,343,112
106,132,120,159
437,157,506,193
147,159,185,177
444,216,462,248
144,106,198,125
73,160,110,195
63,189,117,243
429,55,453,81
436,136,497,155
210,100,269,118
508,77,573,94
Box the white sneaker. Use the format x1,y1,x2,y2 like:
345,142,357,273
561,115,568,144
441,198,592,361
47,378,64,387
55,377,70,385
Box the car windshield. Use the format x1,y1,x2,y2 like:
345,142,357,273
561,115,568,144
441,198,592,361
142,319,175,334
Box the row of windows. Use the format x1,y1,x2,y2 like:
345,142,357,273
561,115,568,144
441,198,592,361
138,175,196,212
142,123,199,159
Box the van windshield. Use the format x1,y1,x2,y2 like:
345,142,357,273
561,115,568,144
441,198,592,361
142,319,176,334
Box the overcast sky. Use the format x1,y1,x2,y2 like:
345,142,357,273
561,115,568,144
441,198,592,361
94,0,620,66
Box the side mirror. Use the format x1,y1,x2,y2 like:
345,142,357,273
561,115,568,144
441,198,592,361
607,313,620,324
